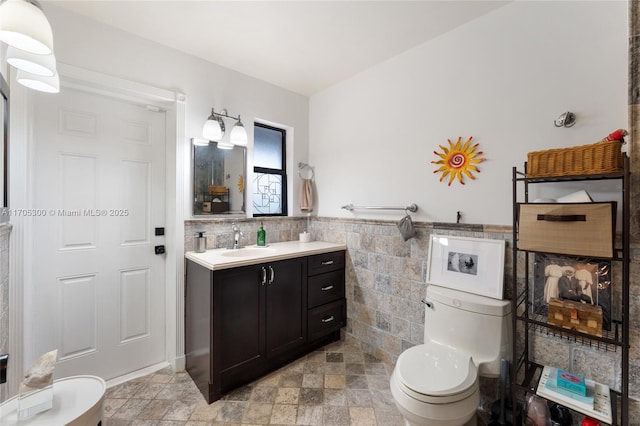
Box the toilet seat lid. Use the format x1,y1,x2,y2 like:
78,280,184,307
396,342,477,397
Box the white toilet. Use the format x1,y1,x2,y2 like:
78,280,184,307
390,284,512,426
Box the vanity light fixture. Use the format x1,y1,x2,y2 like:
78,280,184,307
202,107,248,146
0,0,54,55
15,69,59,93
6,45,56,76
229,115,247,146
203,108,225,141
0,0,60,93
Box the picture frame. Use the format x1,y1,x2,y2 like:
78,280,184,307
426,235,505,299
533,253,612,331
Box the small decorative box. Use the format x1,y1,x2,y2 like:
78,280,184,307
548,298,603,337
557,370,587,396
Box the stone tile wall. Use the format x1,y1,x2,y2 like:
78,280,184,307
184,217,308,252
0,223,11,403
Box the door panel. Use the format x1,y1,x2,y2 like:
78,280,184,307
266,258,306,358
29,87,166,380
215,265,265,372
58,274,97,360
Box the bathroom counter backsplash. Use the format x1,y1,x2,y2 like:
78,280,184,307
185,240,346,271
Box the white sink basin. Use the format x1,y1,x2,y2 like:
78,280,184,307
220,247,277,257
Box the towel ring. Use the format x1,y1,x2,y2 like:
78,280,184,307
298,162,315,180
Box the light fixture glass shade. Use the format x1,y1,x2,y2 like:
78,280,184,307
202,109,225,141
6,45,56,76
216,140,234,150
0,0,54,55
230,116,248,146
16,69,60,93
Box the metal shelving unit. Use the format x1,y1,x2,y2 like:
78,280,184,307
511,155,629,425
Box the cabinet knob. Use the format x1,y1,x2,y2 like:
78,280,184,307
321,260,334,266
321,315,335,323
321,285,334,291
261,267,267,285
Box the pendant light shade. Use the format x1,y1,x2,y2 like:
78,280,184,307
0,0,54,55
16,69,60,93
6,45,56,76
202,108,225,141
230,115,248,146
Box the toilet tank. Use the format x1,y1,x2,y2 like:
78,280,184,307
424,285,512,377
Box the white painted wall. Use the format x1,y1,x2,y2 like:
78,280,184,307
309,1,628,225
43,4,310,218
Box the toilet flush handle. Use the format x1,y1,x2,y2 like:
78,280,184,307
421,299,434,309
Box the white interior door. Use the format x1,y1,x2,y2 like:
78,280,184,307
28,86,167,380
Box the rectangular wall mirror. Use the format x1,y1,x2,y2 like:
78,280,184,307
193,142,246,216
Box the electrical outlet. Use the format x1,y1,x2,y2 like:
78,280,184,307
0,353,8,384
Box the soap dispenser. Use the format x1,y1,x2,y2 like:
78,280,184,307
195,231,206,253
257,222,266,247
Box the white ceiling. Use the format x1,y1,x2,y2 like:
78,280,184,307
46,1,511,96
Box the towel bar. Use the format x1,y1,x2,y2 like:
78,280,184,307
341,203,418,213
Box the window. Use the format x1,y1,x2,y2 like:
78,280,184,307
253,123,287,216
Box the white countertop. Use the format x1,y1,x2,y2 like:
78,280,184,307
185,240,346,271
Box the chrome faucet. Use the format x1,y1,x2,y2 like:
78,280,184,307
231,223,243,249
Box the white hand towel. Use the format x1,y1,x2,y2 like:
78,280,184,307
300,178,314,212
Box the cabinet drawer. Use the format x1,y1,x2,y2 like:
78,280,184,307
308,299,346,342
308,270,345,309
307,251,345,275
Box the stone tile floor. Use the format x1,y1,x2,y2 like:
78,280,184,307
102,339,405,425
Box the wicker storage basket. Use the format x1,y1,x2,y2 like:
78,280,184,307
208,185,227,194
527,140,624,178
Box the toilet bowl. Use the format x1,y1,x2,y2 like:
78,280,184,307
390,283,511,426
390,342,480,425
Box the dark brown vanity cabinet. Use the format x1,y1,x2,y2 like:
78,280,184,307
186,250,346,404
307,251,346,341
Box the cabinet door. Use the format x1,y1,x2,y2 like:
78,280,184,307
265,257,306,358
214,264,265,373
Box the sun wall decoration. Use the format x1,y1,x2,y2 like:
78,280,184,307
432,136,486,186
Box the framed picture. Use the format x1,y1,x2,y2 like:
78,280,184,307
427,235,505,299
533,254,612,331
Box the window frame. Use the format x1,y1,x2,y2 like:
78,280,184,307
253,122,288,217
